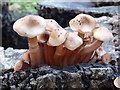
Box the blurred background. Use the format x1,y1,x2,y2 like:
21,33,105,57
1,0,119,49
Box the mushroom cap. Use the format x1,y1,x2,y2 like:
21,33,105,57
64,32,83,50
13,15,46,38
14,60,23,72
47,27,67,46
93,27,113,41
37,31,50,43
114,76,120,88
69,14,96,33
45,19,61,32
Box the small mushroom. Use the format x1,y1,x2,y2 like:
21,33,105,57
69,14,96,46
69,14,96,34
69,14,114,64
45,19,67,66
54,31,83,67
77,27,113,61
14,60,23,72
37,19,62,43
45,19,61,32
47,27,67,46
96,47,112,64
14,50,30,72
49,27,67,66
114,76,120,88
13,15,46,68
93,27,113,41
79,27,113,55
63,32,83,66
64,32,83,50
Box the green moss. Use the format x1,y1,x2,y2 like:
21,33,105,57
8,1,43,19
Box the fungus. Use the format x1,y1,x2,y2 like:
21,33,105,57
48,27,67,66
13,14,114,72
44,19,67,66
93,27,113,41
69,14,113,63
69,14,96,34
37,31,50,43
63,32,83,66
114,76,120,88
47,27,67,46
75,27,113,63
45,19,61,32
96,47,112,64
14,51,30,72
64,32,83,50
53,31,83,67
13,15,46,69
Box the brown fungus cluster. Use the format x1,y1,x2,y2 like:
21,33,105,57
13,14,113,72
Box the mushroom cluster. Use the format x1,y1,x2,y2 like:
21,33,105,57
13,14,113,72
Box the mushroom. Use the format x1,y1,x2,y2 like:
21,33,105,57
14,50,30,72
114,76,120,88
64,32,83,50
101,53,112,64
13,15,46,68
75,27,113,63
37,19,61,43
39,19,67,66
69,14,96,45
63,32,83,66
69,14,96,63
93,27,113,41
53,31,83,67
79,27,113,55
47,27,67,46
45,19,61,32
69,14,96,34
69,14,113,64
48,27,67,66
96,47,112,64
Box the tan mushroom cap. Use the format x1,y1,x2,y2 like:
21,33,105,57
114,76,120,88
64,32,83,50
37,19,61,43
93,27,113,41
69,14,96,33
45,19,61,32
47,27,67,46
13,15,46,38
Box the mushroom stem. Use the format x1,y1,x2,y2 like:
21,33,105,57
54,44,66,66
44,44,55,66
14,50,31,72
28,37,43,68
68,44,85,65
75,39,103,63
79,39,103,55
62,49,76,67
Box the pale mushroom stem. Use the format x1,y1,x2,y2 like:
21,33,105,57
28,37,43,68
